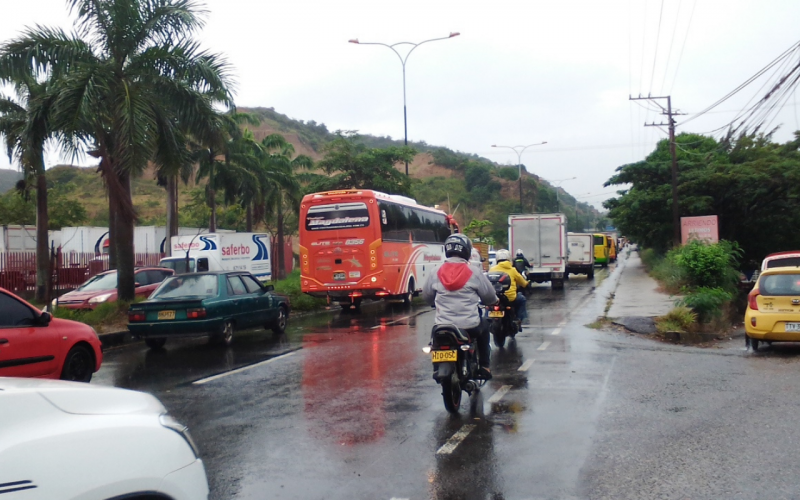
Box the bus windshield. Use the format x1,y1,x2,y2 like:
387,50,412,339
305,203,370,231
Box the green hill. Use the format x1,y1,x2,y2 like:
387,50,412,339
0,168,22,193
0,107,602,245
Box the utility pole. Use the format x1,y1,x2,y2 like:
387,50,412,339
630,95,683,247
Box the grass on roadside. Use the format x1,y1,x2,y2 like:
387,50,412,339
52,300,138,332
271,270,327,312
655,307,698,334
586,317,612,330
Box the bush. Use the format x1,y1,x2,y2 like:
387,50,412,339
655,306,697,333
495,167,519,181
668,240,741,291
678,287,734,323
53,300,133,330
272,270,327,312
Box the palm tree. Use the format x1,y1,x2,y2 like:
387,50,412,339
1,0,233,300
258,134,312,280
0,80,55,303
194,111,260,232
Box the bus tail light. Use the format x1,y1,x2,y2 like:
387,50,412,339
376,291,389,297
349,292,363,298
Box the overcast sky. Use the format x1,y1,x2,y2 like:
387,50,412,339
2,0,800,208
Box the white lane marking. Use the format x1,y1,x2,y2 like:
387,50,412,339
518,359,535,372
193,351,296,385
487,385,512,404
436,425,476,455
551,327,562,336
537,341,551,351
371,313,419,329
558,320,567,327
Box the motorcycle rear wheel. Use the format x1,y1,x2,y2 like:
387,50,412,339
442,373,462,413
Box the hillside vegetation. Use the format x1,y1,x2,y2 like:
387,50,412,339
1,107,600,245
0,168,22,194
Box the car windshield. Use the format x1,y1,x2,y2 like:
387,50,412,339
78,272,117,291
760,274,800,296
151,274,218,299
766,257,800,269
159,258,195,274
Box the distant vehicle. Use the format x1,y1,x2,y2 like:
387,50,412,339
0,378,208,500
566,232,595,279
160,232,272,281
745,267,800,351
299,189,454,309
485,271,520,348
127,271,290,349
607,236,618,262
594,233,610,268
54,267,174,310
488,250,497,267
0,288,102,382
508,213,568,289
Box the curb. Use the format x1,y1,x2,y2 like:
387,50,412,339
98,330,138,349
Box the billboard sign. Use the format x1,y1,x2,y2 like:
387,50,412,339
681,216,719,244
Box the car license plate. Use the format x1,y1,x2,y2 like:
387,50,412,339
786,322,800,332
488,310,504,318
431,350,457,363
333,272,346,281
158,310,175,320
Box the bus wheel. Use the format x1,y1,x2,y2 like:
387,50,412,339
403,278,415,306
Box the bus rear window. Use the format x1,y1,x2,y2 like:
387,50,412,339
594,235,604,245
305,202,370,231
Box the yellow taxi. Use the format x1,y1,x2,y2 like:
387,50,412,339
745,267,800,350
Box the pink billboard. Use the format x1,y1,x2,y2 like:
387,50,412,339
681,215,719,244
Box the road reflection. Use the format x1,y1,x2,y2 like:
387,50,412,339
300,309,419,446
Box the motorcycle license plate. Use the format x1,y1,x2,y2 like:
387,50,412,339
431,350,458,363
488,310,504,318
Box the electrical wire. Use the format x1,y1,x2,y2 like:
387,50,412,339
660,0,682,94
682,41,800,126
649,0,666,94
668,0,697,94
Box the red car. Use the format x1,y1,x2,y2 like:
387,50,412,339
55,267,174,310
0,288,103,382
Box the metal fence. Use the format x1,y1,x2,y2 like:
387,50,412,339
0,251,164,298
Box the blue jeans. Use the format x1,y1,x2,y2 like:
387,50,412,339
512,293,527,321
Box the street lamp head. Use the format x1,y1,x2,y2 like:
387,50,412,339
542,141,548,144
348,39,359,44
491,144,497,147
449,32,461,38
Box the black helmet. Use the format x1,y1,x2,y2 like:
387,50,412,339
444,233,472,260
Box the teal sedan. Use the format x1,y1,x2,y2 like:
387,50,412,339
127,271,290,349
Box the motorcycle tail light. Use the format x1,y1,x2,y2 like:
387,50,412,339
460,345,470,351
494,305,500,311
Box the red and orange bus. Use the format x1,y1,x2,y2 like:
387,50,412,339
299,189,455,308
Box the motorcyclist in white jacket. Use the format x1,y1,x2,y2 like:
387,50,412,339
423,234,498,379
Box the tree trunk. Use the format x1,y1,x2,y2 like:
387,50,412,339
34,153,50,304
108,193,118,269
276,192,286,280
208,153,216,232
246,202,253,232
166,175,179,256
116,170,136,302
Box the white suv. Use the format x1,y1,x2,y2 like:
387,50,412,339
0,378,208,500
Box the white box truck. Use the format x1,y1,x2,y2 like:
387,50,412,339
508,213,568,289
159,232,272,281
0,225,60,252
566,232,594,279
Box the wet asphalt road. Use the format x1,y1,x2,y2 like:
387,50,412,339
93,257,800,499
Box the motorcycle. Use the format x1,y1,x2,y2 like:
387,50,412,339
485,271,520,348
424,324,484,413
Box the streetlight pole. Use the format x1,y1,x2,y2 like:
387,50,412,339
491,142,547,212
350,33,460,176
543,177,577,212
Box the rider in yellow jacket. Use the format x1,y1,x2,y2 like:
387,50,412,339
489,249,529,322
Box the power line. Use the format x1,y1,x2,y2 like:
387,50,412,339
668,0,697,94
649,0,666,93
660,0,682,94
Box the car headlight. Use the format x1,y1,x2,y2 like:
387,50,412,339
160,414,200,458
88,293,114,304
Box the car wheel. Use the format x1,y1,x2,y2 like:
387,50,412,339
60,345,94,383
145,338,166,350
222,320,234,347
751,338,760,351
271,306,288,334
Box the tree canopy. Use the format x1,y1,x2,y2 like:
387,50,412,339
604,131,800,262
